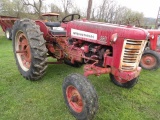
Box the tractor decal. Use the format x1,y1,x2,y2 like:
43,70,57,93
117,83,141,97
71,28,97,40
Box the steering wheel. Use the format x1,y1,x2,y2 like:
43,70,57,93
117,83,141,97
62,14,80,23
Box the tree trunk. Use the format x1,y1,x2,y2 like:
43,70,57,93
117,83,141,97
87,0,92,20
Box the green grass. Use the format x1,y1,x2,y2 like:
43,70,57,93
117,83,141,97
0,35,160,120
0,27,4,36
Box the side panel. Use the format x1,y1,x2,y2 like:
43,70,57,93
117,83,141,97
35,20,48,38
111,38,124,68
66,21,148,45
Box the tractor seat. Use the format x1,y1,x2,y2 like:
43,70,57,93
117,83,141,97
45,22,66,35
45,22,61,27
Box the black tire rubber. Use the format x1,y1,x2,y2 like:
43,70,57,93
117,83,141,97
63,73,98,120
109,74,139,88
12,19,48,80
5,28,12,40
140,50,160,70
64,58,82,67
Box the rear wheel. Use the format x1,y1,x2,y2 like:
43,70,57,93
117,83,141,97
109,74,139,88
140,50,160,70
63,73,98,120
12,19,48,80
5,28,12,40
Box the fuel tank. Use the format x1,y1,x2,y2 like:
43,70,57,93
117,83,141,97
66,20,148,45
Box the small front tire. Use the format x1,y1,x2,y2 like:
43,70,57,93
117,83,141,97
63,73,98,120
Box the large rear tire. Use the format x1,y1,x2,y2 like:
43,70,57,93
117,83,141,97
12,19,48,80
140,50,160,70
109,74,139,88
62,73,98,120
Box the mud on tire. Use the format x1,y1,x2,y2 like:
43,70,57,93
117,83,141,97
62,73,98,120
12,19,48,80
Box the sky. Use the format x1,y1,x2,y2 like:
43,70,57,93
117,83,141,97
47,0,160,18
116,0,160,18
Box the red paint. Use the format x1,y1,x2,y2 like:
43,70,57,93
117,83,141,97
47,44,55,53
141,54,157,69
0,15,18,32
66,20,147,45
147,29,160,52
66,85,83,113
35,20,49,38
17,33,31,69
34,17,148,82
84,64,111,76
66,20,148,68
83,45,89,53
111,67,141,81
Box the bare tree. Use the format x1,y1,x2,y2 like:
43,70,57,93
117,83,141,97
90,0,144,26
61,0,73,15
13,0,25,18
0,0,24,17
0,0,145,26
22,0,44,19
0,1,3,11
49,4,62,13
87,0,93,20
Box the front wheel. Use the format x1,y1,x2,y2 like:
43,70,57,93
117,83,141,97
109,74,139,88
140,50,160,70
62,73,98,120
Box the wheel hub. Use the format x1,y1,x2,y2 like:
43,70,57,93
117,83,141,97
16,32,31,71
71,95,79,102
141,54,156,68
146,59,151,64
66,85,83,113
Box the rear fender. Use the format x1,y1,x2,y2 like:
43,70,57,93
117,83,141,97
35,20,48,38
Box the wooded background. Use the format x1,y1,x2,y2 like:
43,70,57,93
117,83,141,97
0,0,156,28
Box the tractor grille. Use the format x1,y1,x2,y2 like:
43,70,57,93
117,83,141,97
120,39,147,71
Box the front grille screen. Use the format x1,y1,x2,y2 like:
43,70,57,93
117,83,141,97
120,39,147,71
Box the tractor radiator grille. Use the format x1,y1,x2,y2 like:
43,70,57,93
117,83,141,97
120,39,147,71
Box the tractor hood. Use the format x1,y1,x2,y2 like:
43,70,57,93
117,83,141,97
66,20,148,45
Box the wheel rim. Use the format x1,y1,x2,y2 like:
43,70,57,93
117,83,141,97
66,85,83,113
6,30,10,39
15,31,31,71
115,76,128,83
141,54,157,69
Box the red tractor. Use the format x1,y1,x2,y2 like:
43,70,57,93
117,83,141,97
140,29,160,70
12,14,148,120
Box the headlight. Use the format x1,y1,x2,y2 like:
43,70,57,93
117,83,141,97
111,33,118,42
